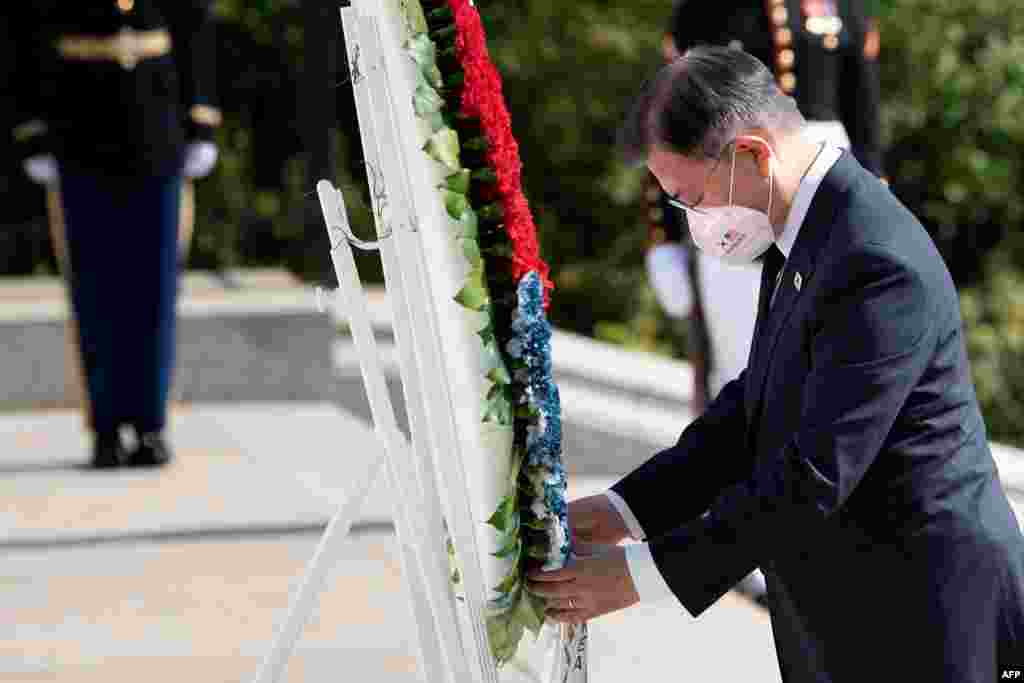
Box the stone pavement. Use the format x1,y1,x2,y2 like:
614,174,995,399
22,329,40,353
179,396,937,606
0,403,781,683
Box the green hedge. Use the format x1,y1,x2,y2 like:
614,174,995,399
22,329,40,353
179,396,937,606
877,0,1024,446
878,0,1024,286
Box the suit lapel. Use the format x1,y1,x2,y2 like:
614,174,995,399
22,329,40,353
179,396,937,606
745,154,854,435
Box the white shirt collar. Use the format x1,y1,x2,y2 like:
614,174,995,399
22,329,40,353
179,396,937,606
775,142,843,258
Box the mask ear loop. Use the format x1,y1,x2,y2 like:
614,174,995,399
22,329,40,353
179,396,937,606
746,136,776,221
729,138,775,220
727,143,738,206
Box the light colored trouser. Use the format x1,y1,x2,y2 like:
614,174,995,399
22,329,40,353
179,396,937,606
47,179,195,429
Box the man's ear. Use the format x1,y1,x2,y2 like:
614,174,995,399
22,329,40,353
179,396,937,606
734,133,775,178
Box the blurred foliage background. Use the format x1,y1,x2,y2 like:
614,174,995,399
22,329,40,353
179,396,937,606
1,0,1022,445
877,0,1024,446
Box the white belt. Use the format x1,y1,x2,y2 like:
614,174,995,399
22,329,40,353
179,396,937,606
56,28,172,71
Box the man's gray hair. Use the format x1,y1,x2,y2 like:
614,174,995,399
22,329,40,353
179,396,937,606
619,45,803,165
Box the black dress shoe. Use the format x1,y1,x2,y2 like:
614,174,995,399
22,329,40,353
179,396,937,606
126,432,173,467
91,433,125,469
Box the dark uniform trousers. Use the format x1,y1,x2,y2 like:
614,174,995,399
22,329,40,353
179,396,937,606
47,177,196,424
1,1,219,438
61,172,182,435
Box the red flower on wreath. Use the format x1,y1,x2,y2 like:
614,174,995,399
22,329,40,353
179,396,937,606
447,0,552,297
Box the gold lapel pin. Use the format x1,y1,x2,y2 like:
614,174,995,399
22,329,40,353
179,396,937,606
794,272,803,291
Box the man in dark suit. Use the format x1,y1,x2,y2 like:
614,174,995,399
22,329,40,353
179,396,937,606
0,2,221,468
644,6,886,607
530,46,1023,681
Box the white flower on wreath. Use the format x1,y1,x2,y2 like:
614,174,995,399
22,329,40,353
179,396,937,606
527,468,548,497
526,412,548,448
545,520,568,570
506,337,523,358
544,468,563,488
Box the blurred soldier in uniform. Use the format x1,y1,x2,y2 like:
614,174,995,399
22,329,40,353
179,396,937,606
0,1,221,468
642,0,884,603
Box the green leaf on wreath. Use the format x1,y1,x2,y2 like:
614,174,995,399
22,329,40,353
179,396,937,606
477,322,496,348
527,544,550,560
443,190,470,220
486,611,525,665
524,517,550,531
406,34,443,90
444,168,471,195
472,167,499,184
508,446,525,488
479,334,500,364
402,0,428,34
444,71,465,92
482,242,514,259
432,23,458,44
424,128,461,172
487,365,511,385
462,238,482,268
426,6,454,27
479,201,505,223
515,404,542,420
492,534,520,559
458,209,479,240
494,572,520,596
413,84,446,133
487,494,517,532
482,392,513,425
454,279,489,312
515,589,546,637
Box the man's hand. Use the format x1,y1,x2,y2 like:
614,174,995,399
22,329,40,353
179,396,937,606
569,494,631,552
527,546,640,624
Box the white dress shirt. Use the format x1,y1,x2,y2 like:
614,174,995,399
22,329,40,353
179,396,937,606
607,142,844,604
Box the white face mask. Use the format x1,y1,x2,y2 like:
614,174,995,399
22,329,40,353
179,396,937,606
685,140,776,264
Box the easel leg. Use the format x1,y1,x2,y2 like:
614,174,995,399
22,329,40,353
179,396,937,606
253,453,386,683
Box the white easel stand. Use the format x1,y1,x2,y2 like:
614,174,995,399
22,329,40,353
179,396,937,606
252,183,455,683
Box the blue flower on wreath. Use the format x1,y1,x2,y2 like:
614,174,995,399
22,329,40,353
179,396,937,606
508,272,562,471
506,271,569,569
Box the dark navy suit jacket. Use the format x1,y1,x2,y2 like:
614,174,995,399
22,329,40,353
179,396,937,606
613,152,1024,682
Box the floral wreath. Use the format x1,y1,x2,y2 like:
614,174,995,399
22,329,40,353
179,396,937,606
404,0,569,665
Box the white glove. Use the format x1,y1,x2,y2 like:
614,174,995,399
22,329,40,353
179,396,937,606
183,141,218,178
645,243,695,319
23,155,59,186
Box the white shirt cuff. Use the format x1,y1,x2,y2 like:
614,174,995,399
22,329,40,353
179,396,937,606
603,490,647,541
624,542,677,604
